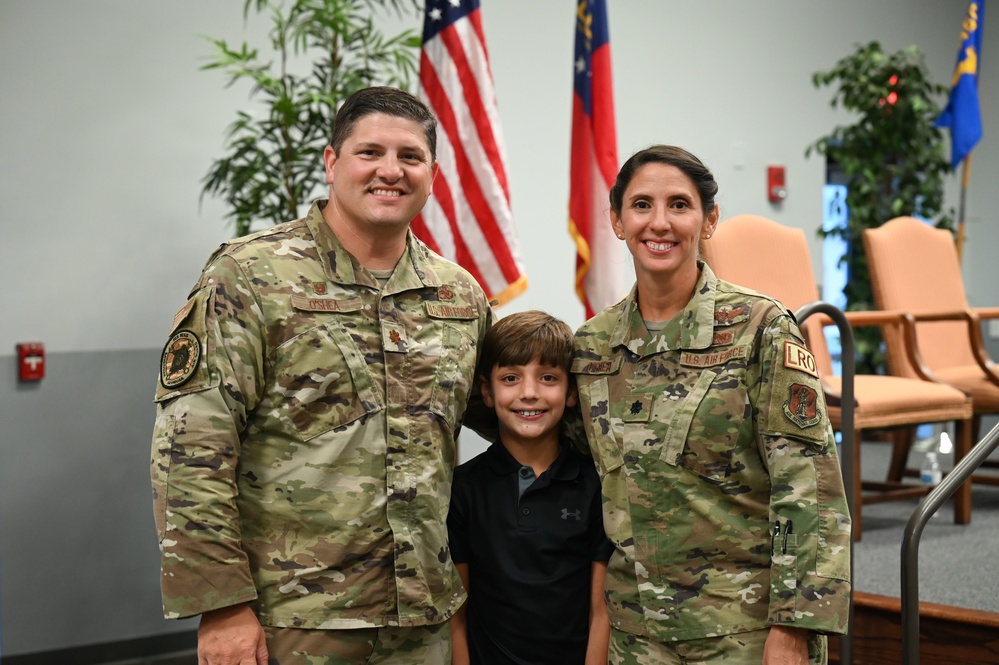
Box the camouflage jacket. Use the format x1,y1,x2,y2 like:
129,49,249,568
151,201,491,628
571,263,851,642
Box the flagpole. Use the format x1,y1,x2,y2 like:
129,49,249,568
957,153,972,262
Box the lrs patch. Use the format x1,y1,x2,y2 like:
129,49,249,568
783,383,821,428
161,330,201,389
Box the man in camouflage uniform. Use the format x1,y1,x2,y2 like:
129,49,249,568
151,87,491,664
572,262,851,664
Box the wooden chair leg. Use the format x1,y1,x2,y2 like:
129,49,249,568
886,426,915,482
953,419,973,525
853,429,863,541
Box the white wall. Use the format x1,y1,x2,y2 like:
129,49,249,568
2,1,995,355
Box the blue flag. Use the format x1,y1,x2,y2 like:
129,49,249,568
936,0,985,169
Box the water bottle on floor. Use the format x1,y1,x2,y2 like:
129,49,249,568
920,451,942,486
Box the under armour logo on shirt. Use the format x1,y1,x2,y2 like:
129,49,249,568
561,508,582,521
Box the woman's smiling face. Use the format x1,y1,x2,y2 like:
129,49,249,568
612,162,718,289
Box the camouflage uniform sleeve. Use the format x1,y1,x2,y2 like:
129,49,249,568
560,402,591,456
150,254,266,619
456,301,496,440
752,313,852,635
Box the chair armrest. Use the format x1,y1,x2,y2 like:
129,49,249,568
813,309,908,329
898,313,950,384
972,306,999,321
901,311,999,389
964,310,999,387
843,309,908,327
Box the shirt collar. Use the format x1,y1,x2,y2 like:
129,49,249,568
306,200,444,292
485,438,581,481
609,261,718,357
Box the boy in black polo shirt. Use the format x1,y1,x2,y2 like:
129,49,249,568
448,311,612,665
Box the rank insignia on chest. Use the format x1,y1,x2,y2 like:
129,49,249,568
382,322,409,353
712,330,735,346
160,330,201,389
713,303,751,326
783,383,821,428
437,284,454,301
623,394,653,422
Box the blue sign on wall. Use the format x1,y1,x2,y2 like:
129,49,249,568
821,184,849,376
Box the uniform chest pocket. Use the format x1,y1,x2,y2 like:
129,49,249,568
272,320,381,441
427,322,479,430
657,368,751,484
572,369,624,477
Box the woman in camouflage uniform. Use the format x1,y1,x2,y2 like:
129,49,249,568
571,146,851,665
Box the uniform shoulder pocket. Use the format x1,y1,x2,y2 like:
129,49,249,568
759,327,829,446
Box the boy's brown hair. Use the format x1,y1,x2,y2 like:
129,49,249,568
477,310,574,381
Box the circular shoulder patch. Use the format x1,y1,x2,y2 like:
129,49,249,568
160,330,201,389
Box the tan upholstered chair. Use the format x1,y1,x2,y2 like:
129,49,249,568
864,216,999,485
704,214,973,537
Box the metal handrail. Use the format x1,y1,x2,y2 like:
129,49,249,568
795,301,856,665
901,422,999,665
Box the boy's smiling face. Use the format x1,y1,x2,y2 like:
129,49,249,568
481,359,577,448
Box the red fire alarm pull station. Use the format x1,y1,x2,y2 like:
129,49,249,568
17,343,45,381
767,165,787,202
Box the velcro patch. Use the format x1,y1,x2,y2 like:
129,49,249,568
382,322,408,353
171,300,194,331
680,344,749,368
425,302,478,319
783,341,819,378
291,295,364,313
713,303,751,326
712,330,735,346
623,394,653,422
783,383,821,428
160,330,201,389
570,357,622,375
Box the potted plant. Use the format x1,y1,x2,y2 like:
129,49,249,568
201,0,420,237
808,41,954,374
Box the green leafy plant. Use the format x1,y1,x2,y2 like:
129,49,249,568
201,0,421,236
808,41,954,374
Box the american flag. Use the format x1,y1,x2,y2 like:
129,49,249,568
415,0,527,306
568,0,624,318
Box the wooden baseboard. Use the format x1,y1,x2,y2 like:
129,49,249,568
830,592,999,665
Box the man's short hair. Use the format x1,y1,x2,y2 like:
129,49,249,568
478,311,575,381
329,86,438,163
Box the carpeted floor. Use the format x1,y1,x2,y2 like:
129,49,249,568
853,436,999,613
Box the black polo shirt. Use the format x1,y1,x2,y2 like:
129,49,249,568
448,441,613,665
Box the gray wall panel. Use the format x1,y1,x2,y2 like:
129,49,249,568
0,350,196,655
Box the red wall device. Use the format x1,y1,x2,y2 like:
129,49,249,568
17,343,45,381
